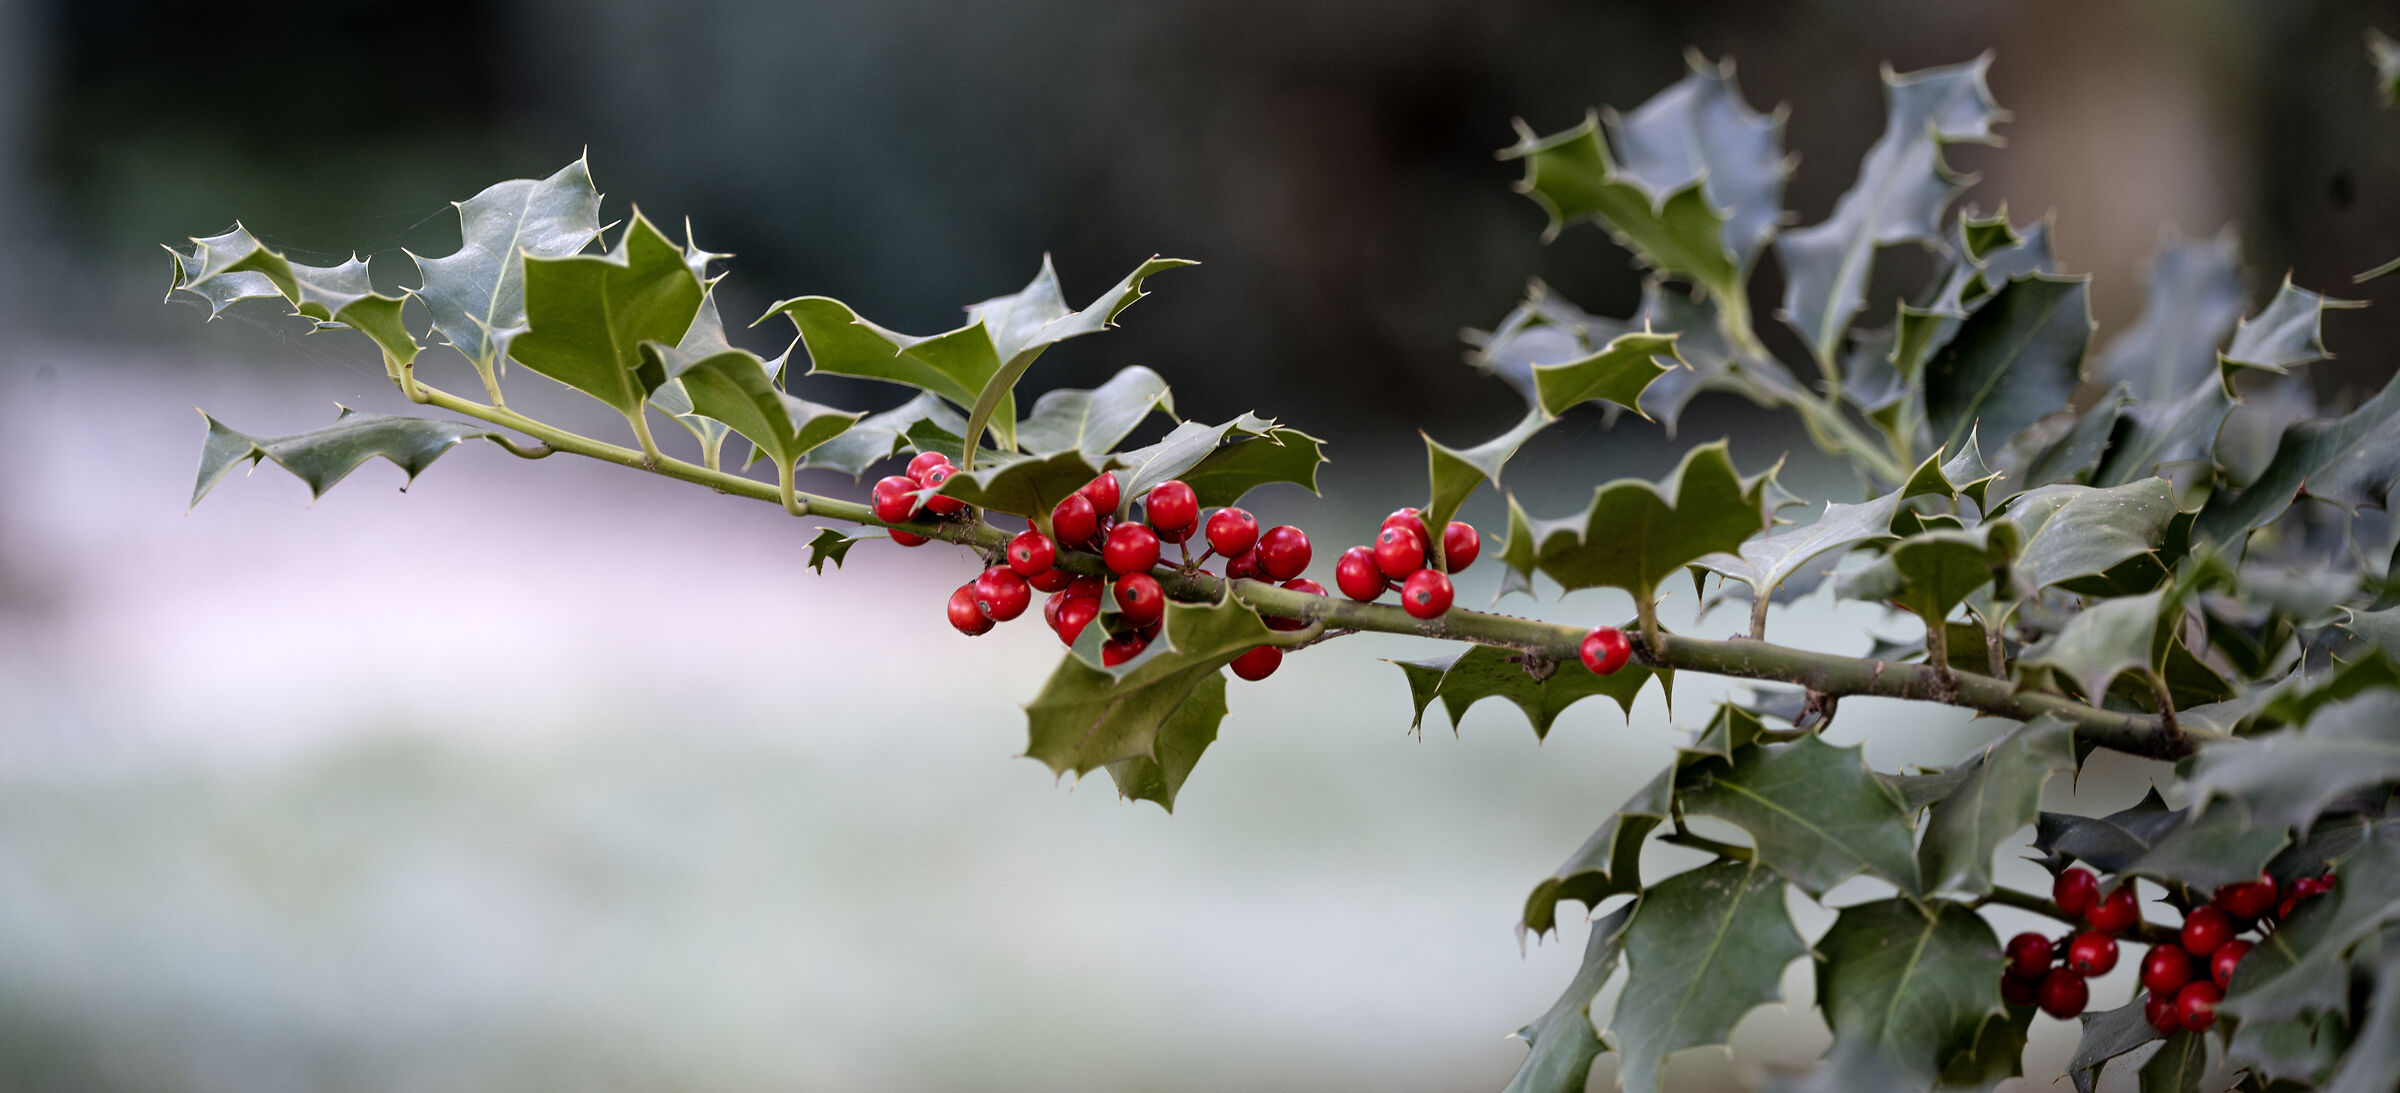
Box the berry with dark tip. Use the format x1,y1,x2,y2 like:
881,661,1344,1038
974,566,1030,622
2037,969,2089,1018
2054,868,2100,918
2144,991,2179,1034
1028,566,1075,593
2140,944,2192,995
1258,526,1311,581
1146,481,1199,540
905,451,953,482
2215,877,2277,923
1580,627,1632,675
1104,523,1162,576
1114,573,1165,627
2086,885,2139,935
872,474,923,523
1381,507,1429,543
2065,932,2118,976
1101,633,1146,667
1080,472,1121,515
2174,981,2221,1031
1373,524,1426,579
1224,549,1264,581
2211,939,2252,990
1051,492,1100,549
1206,507,1259,557
2180,905,2233,957
947,583,992,635
1229,645,1282,681
918,464,966,515
1008,530,1057,577
1443,521,1480,571
1336,546,1384,601
1055,597,1098,646
1401,569,1453,619
2004,933,2052,980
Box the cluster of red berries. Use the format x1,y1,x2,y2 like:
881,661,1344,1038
1331,508,1477,620
2000,865,2336,1030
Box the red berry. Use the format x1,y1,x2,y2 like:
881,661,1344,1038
2144,990,2180,1033
2065,932,2119,976
1008,530,1058,577
1146,481,1199,536
2087,885,2140,935
2037,968,2089,1019
947,583,993,635
918,464,966,515
1224,549,1264,581
1401,569,1453,619
1381,507,1429,543
1443,521,1480,572
1080,472,1121,515
1335,546,1384,601
1229,645,1282,681
2174,981,2221,1031
1115,573,1165,626
1257,526,1311,581
2004,933,2053,981
2215,877,2277,923
1063,575,1106,602
1055,597,1098,646
1052,492,1100,548
2053,868,2100,917
974,566,1031,622
2000,974,2040,1008
2181,905,2233,957
1043,590,1069,630
1104,523,1162,576
1373,525,1427,579
905,451,953,483
2211,939,2252,989
1206,508,1259,557
872,474,923,523
889,529,930,547
1027,566,1075,593
1580,627,1632,675
2140,944,2192,995
1101,633,1146,667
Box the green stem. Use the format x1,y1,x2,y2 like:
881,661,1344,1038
471,357,508,408
774,459,808,518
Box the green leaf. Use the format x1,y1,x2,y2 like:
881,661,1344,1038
1505,441,1772,601
1464,280,1627,411
191,406,498,508
2136,1029,2206,1093
1530,331,1680,418
1607,859,1806,1093
936,449,1108,520
1997,478,2180,591
2123,800,2290,891
1691,485,1907,614
1835,522,2020,631
2228,1010,2347,1088
2225,826,2400,1024
1936,1005,2034,1093
2188,691,2400,834
802,393,958,478
2220,276,2364,374
648,294,742,465
1813,898,2002,1086
1923,274,2093,461
167,225,420,366
407,157,603,371
2091,375,2236,487
2343,605,2400,654
1604,55,1788,268
1501,114,1740,300
2066,999,2164,1093
645,342,861,474
1777,56,2004,364
1680,734,1921,896
1422,407,1553,558
1890,208,2058,387
512,211,705,418
951,255,1197,461
1175,424,1326,510
2016,589,2167,703
2036,789,2181,874
1014,366,1174,456
1390,643,1666,740
1917,716,2074,896
2092,229,2245,401
2322,947,2400,1093
2202,367,2400,542
1503,904,1634,1093
1101,671,1225,812
1021,590,1275,779
804,527,870,574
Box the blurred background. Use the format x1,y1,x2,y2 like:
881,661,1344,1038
3,0,2398,1089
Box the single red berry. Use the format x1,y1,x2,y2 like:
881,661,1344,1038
2140,944,2192,995
2174,981,2221,1031
1027,566,1075,593
2004,933,2053,981
1229,645,1283,681
947,583,993,636
1401,568,1453,619
2053,868,2100,917
1052,492,1100,548
1008,530,1058,577
2181,905,2233,957
1043,590,1069,631
918,464,967,515
2065,932,2119,976
2215,877,2277,923
1064,575,1106,602
1104,523,1162,576
1101,633,1146,667
2211,939,2252,990
1080,472,1121,515
905,451,953,483
2000,974,2040,1008
1381,507,1429,543
973,566,1031,622
1335,546,1384,601
1258,526,1311,581
1373,525,1427,580
1443,521,1480,572
871,474,923,523
1580,627,1632,675
1115,573,1165,626
2087,885,2140,935
1224,549,1264,581
1055,597,1098,646
1206,507,1259,557
2144,991,2180,1034
1146,481,1199,536
889,529,930,547
2037,968,2089,1019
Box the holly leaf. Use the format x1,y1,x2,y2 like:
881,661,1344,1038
511,211,705,419
1996,478,2180,591
644,342,861,474
1835,522,2020,629
1531,331,1680,418
648,294,742,465
1777,55,2005,365
1917,716,2075,896
408,157,603,372
2200,368,2400,541
1110,414,1325,510
1813,899,2001,1086
1390,643,1666,740
802,393,960,478
1607,859,1806,1093
2123,800,2291,891
1501,115,1740,301
2036,789,2182,874
2017,589,2168,703
2220,276,2364,374
2225,827,2400,1024
1101,671,1225,812
1014,366,1174,456
2322,947,2400,1093
1503,903,1634,1093
2066,1000,2163,1093
191,406,498,507
1680,734,1922,896
1604,54,1788,269
1422,407,1554,558
1021,590,1275,779
1504,441,1772,602
1464,280,1628,410
166,225,420,366
2136,1029,2206,1093
2091,374,2236,487
804,527,871,574
1890,208,2058,386
2187,691,2400,834
1923,274,2093,462
2092,229,2245,401
1691,480,1912,614
2227,1010,2347,1087
935,449,1108,520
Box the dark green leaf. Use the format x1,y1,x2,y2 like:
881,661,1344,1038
1464,280,1628,410
937,449,1108,520
1835,522,2020,630
2016,589,2167,704
2092,229,2245,401
1681,734,1921,896
951,255,1197,459
2224,827,2400,1024
1505,441,1772,601
2199,369,2400,541
1102,671,1225,812
1936,1005,2034,1093
2188,691,2400,834
1021,590,1275,779
1501,114,1741,301
2067,999,2163,1093
2136,1029,2206,1093
1423,407,1553,558
1923,274,2093,461
408,157,603,371
1530,331,1680,417
1693,487,1906,613
1890,209,2058,388
2036,789,2181,874
646,342,862,473
167,226,420,366
649,295,742,465
2322,946,2400,1093
1608,859,1806,1093
2092,375,2236,487
2220,277,2364,374
802,393,959,478
1814,898,2001,1086
1503,904,1634,1093
1604,55,1788,267
804,527,869,574
1918,716,2074,895
2124,800,2291,891
1014,366,1174,456
512,212,704,418
2228,1010,2347,1088
1389,643,1666,740
191,406,497,507
1998,478,2180,591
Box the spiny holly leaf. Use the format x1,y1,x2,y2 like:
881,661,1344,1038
1423,407,1553,558
2092,229,2245,401
2228,1010,2347,1088
2322,947,2400,1093
2017,386,2129,490
2036,789,2181,874
1690,466,1924,614
936,449,1108,520
1115,414,1324,509
1464,280,1627,410
1936,1005,2034,1093
951,255,1196,461
2211,367,2400,542
2016,589,2167,704
2219,276,2364,374
1503,441,1772,602
644,342,862,474
2136,1029,2206,1093
1997,478,2180,591
2187,691,2400,834
1923,274,2093,462
1503,903,1633,1093
1101,671,1225,812
2066,1000,2163,1093
1917,716,2074,896
191,406,498,507
2091,374,2236,487
802,393,958,478
1531,331,1680,418
511,211,704,419
1835,522,2020,631
2123,799,2290,891
1607,859,1806,1093
1604,54,1788,269
1500,114,1739,302
1813,899,2001,1086
1014,366,1174,456
166,226,419,366
1021,590,1275,780
1777,55,2004,365
2226,827,2400,1024
407,157,603,372
1390,643,1666,740
804,527,872,574
1891,208,2057,386
649,294,741,466
1680,734,1921,897
2344,605,2400,652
